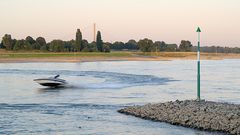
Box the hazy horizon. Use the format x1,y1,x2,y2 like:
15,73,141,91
0,0,240,47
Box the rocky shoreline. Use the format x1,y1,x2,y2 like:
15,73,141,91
118,100,240,135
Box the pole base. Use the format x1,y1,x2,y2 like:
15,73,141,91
196,98,205,102
197,97,200,101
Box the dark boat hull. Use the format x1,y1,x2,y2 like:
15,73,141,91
34,78,67,87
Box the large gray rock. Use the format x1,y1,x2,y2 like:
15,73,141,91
118,100,240,135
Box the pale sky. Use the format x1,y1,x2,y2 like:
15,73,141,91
0,0,240,46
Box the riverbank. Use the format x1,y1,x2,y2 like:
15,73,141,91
118,100,240,135
1,50,240,63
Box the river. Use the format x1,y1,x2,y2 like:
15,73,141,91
0,60,239,135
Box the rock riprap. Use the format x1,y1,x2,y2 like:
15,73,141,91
118,100,240,135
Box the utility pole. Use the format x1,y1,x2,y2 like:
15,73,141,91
196,27,201,101
93,23,96,42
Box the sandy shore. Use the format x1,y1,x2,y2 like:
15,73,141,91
118,100,240,135
1,52,240,63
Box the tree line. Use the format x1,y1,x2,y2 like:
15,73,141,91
1,30,240,53
110,39,240,53
0,29,110,52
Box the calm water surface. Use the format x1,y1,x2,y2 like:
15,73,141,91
0,60,239,135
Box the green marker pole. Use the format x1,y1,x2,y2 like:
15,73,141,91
196,27,201,101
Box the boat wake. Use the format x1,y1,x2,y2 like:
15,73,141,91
0,69,176,89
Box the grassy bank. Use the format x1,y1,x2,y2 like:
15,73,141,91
1,49,240,62
0,50,132,58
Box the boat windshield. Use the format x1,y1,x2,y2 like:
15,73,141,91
54,75,60,78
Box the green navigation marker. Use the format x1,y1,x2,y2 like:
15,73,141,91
196,27,201,101
196,27,201,32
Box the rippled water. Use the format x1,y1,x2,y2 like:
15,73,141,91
0,60,239,135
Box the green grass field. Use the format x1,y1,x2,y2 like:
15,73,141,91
0,51,133,58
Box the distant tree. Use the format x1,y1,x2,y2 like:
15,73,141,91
138,38,154,52
96,31,103,52
104,42,112,48
88,42,98,52
32,42,41,50
224,47,231,53
165,44,178,52
75,29,82,51
154,41,167,51
13,40,24,50
110,41,124,50
2,34,13,50
23,40,32,50
209,46,216,53
125,39,138,50
82,39,88,49
49,40,64,52
36,37,46,46
109,40,138,50
40,45,48,51
231,47,240,53
179,40,192,52
12,39,17,49
63,40,75,52
81,40,89,52
35,37,47,51
103,43,110,52
81,47,89,52
160,41,165,49
104,42,112,50
25,36,35,44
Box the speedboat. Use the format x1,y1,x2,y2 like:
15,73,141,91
34,75,67,87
